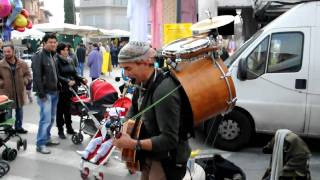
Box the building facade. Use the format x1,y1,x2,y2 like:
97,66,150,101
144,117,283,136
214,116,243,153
22,0,51,24
78,0,129,30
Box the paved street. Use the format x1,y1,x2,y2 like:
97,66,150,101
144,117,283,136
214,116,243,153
2,67,320,180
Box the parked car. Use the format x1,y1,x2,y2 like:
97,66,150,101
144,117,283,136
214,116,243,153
205,1,320,151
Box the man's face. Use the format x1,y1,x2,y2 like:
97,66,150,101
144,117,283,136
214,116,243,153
120,62,145,84
43,38,57,52
3,47,14,60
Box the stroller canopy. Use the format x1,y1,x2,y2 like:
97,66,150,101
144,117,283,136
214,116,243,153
90,79,118,105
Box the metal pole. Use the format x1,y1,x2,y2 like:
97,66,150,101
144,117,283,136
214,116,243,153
177,0,181,23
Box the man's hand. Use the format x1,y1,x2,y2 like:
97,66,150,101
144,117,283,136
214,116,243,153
113,132,136,150
82,78,88,85
68,80,76,87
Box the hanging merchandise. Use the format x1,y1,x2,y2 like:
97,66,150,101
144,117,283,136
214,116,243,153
127,0,149,42
0,0,12,18
0,0,32,41
234,9,244,50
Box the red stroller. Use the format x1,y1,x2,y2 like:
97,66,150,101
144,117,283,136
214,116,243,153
70,79,119,144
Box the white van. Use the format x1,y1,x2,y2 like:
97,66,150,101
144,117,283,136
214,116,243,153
206,1,320,151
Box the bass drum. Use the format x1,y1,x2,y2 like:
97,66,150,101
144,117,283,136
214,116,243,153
163,36,236,125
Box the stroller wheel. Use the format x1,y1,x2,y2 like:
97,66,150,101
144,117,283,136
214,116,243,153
72,135,79,144
94,172,104,180
0,160,10,174
78,133,84,143
0,166,6,178
23,139,27,150
2,149,9,161
7,149,17,161
72,133,83,145
80,167,89,180
16,139,22,151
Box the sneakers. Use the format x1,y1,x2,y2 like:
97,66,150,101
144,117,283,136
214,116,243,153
36,146,51,154
76,150,89,159
46,139,60,146
15,128,28,134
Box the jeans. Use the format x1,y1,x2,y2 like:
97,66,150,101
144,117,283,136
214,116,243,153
78,62,84,76
8,107,23,129
36,92,58,147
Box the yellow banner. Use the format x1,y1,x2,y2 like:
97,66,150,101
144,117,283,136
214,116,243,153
163,23,193,46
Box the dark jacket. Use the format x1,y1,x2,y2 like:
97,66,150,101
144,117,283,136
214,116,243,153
128,70,191,164
31,49,58,98
56,55,83,92
0,58,31,108
76,47,86,63
262,132,311,179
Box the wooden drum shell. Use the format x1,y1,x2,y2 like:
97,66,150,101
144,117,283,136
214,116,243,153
172,57,236,125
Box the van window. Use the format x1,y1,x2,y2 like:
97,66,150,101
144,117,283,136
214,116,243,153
246,36,269,80
267,32,303,73
225,29,263,67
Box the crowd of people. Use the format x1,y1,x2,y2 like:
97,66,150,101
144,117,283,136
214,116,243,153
0,33,193,179
0,33,127,154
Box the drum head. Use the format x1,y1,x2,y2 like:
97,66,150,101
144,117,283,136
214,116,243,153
163,36,210,56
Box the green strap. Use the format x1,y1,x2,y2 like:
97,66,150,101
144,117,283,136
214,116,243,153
131,84,182,120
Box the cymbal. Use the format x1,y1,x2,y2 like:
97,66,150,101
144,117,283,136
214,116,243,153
190,15,235,31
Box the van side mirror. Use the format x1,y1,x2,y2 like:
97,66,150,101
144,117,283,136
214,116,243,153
237,58,248,81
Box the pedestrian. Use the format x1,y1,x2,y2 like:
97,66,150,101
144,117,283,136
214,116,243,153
0,39,3,60
87,43,102,81
113,41,191,180
55,42,87,139
110,42,118,68
0,44,31,134
66,43,79,71
76,43,86,76
32,33,60,154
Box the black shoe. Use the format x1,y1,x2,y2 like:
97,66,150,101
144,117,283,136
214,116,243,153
58,132,66,139
15,128,28,134
66,129,76,135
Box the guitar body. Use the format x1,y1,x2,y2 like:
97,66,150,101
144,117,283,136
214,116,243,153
121,119,143,171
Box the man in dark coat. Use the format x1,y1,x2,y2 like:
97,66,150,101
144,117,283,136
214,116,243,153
76,43,86,76
32,33,60,154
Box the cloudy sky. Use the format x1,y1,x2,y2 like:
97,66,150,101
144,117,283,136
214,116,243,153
43,0,80,24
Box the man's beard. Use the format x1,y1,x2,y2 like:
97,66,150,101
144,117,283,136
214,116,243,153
5,55,14,62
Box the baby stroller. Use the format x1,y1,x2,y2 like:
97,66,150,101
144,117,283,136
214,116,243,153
70,79,120,144
78,104,131,180
0,95,27,163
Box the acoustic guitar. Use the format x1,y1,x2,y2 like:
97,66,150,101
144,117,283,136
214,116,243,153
121,119,143,171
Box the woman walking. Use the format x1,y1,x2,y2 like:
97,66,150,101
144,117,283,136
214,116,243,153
87,43,102,81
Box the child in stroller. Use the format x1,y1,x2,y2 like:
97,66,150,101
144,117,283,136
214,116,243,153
77,106,127,180
0,95,27,162
69,79,119,144
76,107,125,163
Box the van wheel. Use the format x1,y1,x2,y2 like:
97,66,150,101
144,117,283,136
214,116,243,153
206,110,252,151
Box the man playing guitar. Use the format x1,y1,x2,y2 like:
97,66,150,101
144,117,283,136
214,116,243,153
113,41,191,180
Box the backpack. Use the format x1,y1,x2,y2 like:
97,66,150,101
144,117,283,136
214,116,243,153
195,154,246,180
